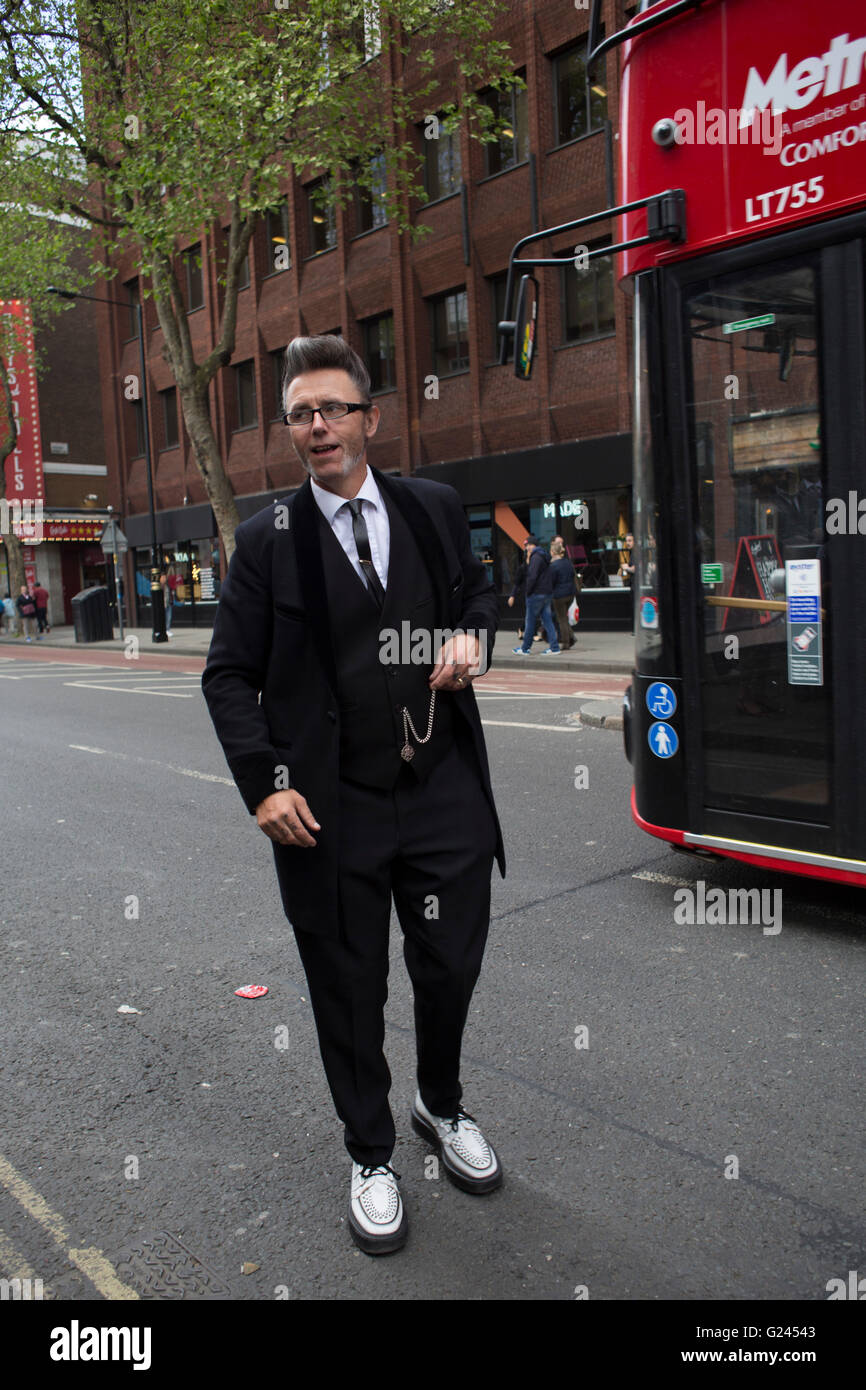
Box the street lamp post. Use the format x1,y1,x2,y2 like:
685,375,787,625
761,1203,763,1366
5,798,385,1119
46,286,167,643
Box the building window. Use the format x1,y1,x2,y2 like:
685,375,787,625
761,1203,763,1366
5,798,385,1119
423,114,462,200
356,152,388,233
235,360,257,428
553,40,607,144
183,245,204,310
482,75,528,175
430,288,469,377
264,201,291,274
307,178,336,253
489,273,513,362
124,279,139,340
348,2,381,61
318,28,330,92
363,313,396,392
558,241,615,342
161,388,179,449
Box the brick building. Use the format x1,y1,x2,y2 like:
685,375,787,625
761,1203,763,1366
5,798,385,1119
95,0,639,631
1,220,111,627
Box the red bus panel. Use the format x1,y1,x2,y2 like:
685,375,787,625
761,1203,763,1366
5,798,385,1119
620,0,866,274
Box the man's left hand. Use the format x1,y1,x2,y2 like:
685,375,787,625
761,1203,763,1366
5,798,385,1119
430,632,481,691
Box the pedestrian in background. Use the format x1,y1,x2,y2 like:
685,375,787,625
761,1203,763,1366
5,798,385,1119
511,535,559,655
160,568,175,637
33,580,50,633
506,551,527,637
2,594,16,635
549,539,578,650
16,583,38,641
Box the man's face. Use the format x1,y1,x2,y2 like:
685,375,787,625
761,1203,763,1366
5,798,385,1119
285,368,379,488
626,533,634,548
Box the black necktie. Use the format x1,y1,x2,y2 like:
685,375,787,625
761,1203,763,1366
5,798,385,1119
346,499,386,608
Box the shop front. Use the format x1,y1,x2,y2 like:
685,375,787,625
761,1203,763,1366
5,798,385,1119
416,433,634,630
125,495,285,630
3,514,110,625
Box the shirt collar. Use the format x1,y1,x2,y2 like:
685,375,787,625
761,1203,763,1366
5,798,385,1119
310,465,383,525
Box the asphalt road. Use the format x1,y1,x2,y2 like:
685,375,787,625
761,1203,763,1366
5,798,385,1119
1,649,864,1304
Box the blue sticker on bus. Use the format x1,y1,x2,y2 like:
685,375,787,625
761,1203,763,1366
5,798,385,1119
646,682,677,719
648,722,678,758
640,596,658,629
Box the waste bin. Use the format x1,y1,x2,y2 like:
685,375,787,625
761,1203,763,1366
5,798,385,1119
71,586,113,642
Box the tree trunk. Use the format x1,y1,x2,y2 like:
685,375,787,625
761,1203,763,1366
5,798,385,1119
148,239,249,563
178,379,241,558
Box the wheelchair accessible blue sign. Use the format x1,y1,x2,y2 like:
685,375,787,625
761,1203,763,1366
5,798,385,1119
648,722,678,758
646,682,677,719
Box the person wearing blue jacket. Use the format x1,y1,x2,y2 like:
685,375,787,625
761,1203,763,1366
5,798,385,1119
511,535,560,655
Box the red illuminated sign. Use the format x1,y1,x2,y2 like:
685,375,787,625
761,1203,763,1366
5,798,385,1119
0,300,45,508
14,519,105,542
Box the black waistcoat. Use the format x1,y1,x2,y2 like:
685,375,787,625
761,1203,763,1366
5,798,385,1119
317,490,455,789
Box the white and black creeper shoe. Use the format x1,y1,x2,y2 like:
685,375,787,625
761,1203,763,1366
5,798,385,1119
348,1162,408,1254
411,1092,503,1194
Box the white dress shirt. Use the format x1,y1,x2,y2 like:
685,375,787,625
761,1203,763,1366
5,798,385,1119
310,467,390,591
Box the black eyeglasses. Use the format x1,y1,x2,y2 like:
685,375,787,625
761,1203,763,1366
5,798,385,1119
282,402,371,427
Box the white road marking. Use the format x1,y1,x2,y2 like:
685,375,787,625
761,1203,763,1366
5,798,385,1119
632,871,693,887
476,691,581,700
64,680,197,698
481,720,579,733
69,744,234,785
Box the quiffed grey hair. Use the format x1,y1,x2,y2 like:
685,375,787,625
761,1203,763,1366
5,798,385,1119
282,335,372,407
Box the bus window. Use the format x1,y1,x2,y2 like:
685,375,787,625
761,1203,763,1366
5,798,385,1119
684,259,831,822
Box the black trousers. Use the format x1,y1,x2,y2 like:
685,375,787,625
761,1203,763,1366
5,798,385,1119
292,729,497,1167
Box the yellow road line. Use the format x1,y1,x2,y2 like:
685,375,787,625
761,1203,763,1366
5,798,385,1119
0,1153,139,1300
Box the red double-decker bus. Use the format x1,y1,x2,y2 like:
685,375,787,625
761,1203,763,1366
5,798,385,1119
501,0,866,885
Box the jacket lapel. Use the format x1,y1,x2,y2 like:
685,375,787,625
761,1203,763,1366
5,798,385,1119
372,467,451,631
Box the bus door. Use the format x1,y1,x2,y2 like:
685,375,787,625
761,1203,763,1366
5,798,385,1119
670,227,866,864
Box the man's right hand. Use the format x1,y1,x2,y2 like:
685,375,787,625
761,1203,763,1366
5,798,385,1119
255,790,320,847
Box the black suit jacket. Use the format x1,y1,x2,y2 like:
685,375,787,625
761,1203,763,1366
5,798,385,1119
202,467,506,937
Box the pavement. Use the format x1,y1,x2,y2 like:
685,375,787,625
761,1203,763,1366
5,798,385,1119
0,624,632,732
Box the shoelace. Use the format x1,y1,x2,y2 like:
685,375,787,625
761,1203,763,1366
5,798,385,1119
359,1163,401,1182
447,1107,478,1133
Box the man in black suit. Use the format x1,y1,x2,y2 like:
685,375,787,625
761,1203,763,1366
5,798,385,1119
202,336,506,1254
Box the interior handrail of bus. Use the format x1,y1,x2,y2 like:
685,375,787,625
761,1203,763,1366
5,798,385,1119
705,597,827,618
587,0,709,68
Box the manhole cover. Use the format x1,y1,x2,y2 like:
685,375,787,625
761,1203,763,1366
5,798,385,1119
112,1230,234,1300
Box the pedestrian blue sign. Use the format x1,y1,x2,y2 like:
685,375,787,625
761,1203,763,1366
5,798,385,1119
646,682,677,719
648,722,678,758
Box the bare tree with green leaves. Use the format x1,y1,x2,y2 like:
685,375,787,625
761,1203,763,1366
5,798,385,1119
0,0,519,561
